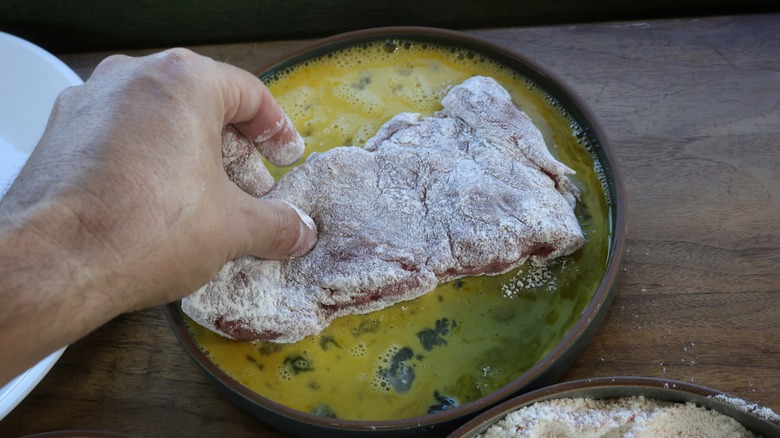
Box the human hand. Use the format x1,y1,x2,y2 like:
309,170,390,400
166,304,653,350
0,48,317,382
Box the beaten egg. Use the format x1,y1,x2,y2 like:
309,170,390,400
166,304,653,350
184,39,612,421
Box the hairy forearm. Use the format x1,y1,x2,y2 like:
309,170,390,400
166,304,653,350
0,200,121,385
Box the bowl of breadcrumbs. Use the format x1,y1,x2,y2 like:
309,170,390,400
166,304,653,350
449,376,780,437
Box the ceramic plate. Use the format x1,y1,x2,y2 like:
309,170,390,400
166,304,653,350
0,31,83,420
165,27,627,436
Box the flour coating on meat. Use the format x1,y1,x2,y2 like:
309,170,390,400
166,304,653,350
181,76,585,343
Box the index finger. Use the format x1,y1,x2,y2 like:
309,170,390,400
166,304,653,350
216,64,305,167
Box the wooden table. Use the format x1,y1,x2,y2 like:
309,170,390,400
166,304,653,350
2,13,779,437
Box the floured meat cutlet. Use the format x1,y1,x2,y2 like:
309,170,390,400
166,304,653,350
182,76,585,343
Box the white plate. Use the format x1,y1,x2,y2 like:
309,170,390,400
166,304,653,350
0,31,83,420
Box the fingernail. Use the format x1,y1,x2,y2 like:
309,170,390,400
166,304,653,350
285,202,317,257
256,112,305,167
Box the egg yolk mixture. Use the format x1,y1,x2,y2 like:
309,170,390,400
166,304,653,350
184,39,612,421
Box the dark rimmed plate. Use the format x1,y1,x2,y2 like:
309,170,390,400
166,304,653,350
164,26,627,437
448,376,780,437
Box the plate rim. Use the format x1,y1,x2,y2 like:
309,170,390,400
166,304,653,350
166,25,628,435
0,30,83,421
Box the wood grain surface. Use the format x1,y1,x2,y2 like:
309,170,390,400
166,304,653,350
1,13,778,438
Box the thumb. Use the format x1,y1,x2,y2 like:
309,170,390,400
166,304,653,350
225,194,318,260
